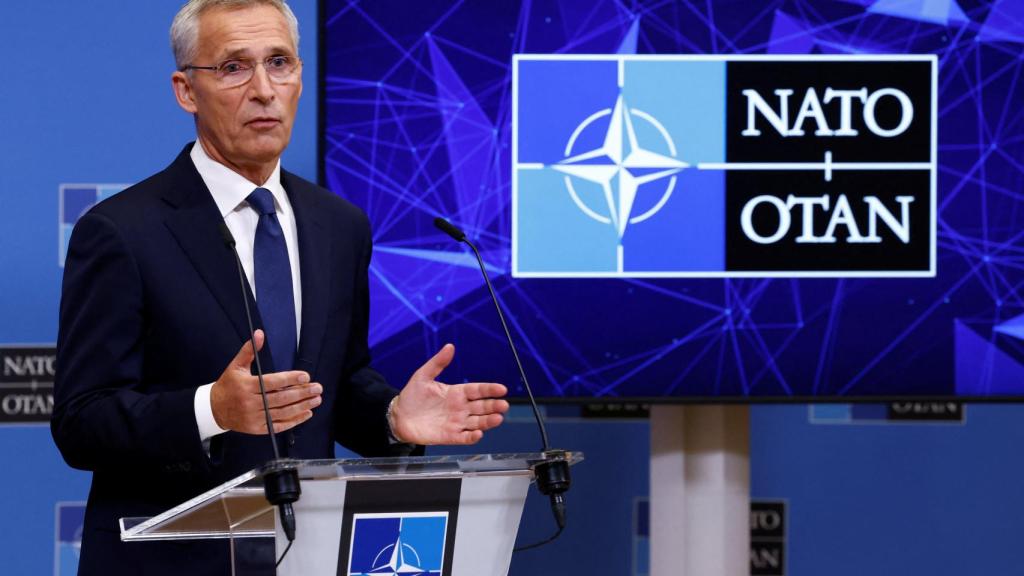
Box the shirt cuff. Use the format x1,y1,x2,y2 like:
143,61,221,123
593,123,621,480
194,383,229,442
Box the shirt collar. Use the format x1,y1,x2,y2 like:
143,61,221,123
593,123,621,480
190,139,287,218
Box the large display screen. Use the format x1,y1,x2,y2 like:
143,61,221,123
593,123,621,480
320,0,1024,400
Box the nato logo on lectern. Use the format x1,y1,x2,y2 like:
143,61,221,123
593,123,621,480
513,55,936,277
347,512,448,575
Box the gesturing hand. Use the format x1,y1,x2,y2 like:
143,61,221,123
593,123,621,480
210,329,323,435
390,344,509,445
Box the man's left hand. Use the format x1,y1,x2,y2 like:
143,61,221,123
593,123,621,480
390,344,509,445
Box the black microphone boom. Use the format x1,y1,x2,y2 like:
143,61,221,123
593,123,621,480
218,223,300,556
433,217,466,242
432,217,571,550
433,218,549,449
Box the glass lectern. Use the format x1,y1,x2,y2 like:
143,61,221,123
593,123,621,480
120,452,582,575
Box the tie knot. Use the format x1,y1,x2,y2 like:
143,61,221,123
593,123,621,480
246,187,276,216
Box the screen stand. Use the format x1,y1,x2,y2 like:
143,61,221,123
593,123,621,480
650,405,750,576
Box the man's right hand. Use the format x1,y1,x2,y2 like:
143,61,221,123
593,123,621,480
210,329,322,435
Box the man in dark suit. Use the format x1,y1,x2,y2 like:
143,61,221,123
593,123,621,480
51,1,509,574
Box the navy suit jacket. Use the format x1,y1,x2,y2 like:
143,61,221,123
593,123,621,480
52,144,408,575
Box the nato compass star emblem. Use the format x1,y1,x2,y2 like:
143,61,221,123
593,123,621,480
549,94,687,264
362,533,432,575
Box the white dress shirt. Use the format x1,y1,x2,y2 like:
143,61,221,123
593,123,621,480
190,140,303,442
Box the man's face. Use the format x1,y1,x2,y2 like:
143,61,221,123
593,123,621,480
173,4,302,174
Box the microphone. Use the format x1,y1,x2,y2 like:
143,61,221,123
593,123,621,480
218,224,300,550
432,217,571,550
433,217,465,242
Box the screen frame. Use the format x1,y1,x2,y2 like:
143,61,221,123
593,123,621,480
315,3,1018,405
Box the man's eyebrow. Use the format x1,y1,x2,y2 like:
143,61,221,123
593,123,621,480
216,46,296,61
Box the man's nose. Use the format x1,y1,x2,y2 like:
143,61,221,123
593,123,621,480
247,63,276,102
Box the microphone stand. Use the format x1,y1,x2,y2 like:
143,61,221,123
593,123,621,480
219,224,300,565
433,217,571,551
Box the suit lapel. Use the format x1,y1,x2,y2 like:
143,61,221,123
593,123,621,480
161,145,257,345
283,171,331,375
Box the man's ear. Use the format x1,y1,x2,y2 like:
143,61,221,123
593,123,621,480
172,71,199,114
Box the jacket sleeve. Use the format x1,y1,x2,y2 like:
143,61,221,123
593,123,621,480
334,216,424,458
51,211,209,475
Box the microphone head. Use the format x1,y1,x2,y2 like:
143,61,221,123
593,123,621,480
433,217,466,242
218,222,236,248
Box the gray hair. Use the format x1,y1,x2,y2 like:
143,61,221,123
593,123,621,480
170,0,300,69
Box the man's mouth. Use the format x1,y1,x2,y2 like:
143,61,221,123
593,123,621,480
246,117,281,129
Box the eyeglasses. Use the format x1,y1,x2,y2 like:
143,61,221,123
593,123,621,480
182,55,301,88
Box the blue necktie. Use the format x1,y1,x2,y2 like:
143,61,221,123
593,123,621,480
247,187,296,372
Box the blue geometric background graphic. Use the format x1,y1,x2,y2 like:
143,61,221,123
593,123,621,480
322,0,1024,399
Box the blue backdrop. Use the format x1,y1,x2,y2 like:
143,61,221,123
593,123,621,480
0,2,318,573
